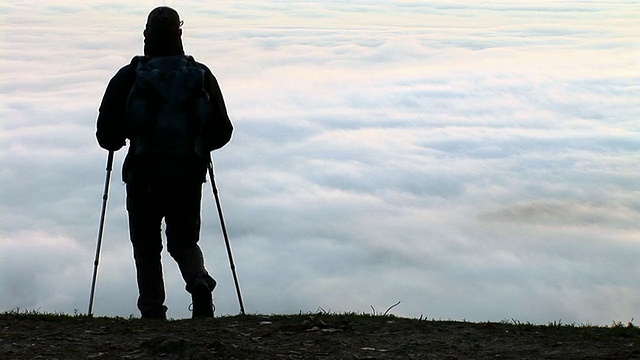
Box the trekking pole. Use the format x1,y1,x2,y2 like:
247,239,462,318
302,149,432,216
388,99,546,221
207,160,245,315
88,150,115,317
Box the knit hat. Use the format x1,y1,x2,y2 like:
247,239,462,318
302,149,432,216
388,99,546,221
145,6,183,32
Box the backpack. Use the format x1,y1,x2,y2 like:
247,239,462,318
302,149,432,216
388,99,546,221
127,55,211,160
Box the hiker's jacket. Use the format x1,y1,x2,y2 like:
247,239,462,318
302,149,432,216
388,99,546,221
96,56,233,183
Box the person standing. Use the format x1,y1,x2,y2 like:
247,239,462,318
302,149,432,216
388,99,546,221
96,6,233,319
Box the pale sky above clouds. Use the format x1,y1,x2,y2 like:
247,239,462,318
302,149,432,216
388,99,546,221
1,1,638,324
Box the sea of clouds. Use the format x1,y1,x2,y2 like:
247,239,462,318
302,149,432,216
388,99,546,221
1,0,638,324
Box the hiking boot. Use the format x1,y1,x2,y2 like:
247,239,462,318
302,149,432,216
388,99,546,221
189,276,216,318
141,305,168,320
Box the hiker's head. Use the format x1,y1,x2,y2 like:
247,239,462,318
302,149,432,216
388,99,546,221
143,6,185,57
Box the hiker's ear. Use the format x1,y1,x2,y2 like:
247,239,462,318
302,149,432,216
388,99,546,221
178,28,182,37
143,29,149,38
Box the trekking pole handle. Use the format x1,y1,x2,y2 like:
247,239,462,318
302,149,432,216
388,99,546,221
106,150,114,170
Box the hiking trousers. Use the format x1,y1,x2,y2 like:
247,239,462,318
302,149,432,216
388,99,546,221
126,179,215,318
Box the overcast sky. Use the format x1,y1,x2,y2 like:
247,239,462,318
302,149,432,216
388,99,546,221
1,1,638,325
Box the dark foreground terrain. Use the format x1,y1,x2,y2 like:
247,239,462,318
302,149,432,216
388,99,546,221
1,311,639,359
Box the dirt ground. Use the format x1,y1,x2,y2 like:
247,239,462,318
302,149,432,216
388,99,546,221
1,312,639,359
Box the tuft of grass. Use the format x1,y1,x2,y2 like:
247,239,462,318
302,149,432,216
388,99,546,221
611,318,636,329
1,307,89,323
369,301,402,317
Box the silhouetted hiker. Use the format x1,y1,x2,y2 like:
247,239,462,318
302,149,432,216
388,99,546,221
96,6,233,319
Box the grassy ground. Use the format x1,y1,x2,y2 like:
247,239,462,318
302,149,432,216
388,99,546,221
1,310,639,359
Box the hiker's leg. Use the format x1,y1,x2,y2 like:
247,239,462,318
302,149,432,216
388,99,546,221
165,181,215,290
165,181,215,318
127,182,167,319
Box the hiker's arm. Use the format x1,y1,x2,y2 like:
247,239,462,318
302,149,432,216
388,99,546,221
203,69,233,151
96,65,136,151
